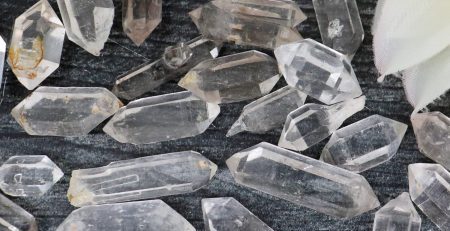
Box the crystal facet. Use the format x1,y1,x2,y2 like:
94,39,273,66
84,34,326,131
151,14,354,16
179,50,280,104
123,0,162,46
0,36,6,88
68,151,217,206
56,200,195,231
11,87,122,136
202,197,273,231
275,39,362,105
227,142,380,218
0,193,37,231
56,0,114,56
113,36,221,100
373,192,421,231
321,115,407,173
279,96,365,151
8,0,65,90
227,86,306,136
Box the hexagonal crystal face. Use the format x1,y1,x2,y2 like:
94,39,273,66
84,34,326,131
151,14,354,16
122,0,162,46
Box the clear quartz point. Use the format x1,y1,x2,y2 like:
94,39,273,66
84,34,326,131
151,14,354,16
274,39,362,105
67,151,217,206
0,194,37,231
179,50,280,104
321,115,407,173
226,142,380,218
123,0,162,46
8,0,65,90
278,96,365,151
0,36,5,91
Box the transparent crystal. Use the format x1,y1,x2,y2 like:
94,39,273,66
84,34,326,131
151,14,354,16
56,200,195,231
227,142,380,218
0,36,6,88
56,0,114,56
112,36,221,100
68,151,217,206
227,86,306,136
373,192,421,231
279,96,365,151
179,50,280,104
321,115,407,173
202,197,273,231
274,39,362,105
0,193,37,231
123,0,162,46
11,87,122,136
312,0,364,58
8,0,65,90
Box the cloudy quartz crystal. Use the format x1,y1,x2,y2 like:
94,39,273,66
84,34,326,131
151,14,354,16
0,194,37,231
123,0,162,46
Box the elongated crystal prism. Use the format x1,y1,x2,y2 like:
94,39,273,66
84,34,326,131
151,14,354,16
179,51,280,104
274,39,362,105
0,194,37,231
8,0,65,90
279,96,365,151
227,86,306,136
123,0,162,46
68,151,217,206
57,200,195,231
0,36,5,88
321,115,407,173
11,87,122,136
227,142,380,218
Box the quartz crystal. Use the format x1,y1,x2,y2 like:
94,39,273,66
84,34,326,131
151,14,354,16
113,36,221,100
67,151,217,206
0,193,37,231
202,197,273,231
57,200,195,231
274,39,362,105
227,142,380,218
0,36,6,87
321,115,407,173
8,0,65,90
312,0,364,58
373,192,421,231
227,86,306,136
409,163,450,230
179,50,280,104
56,0,114,56
123,0,162,46
11,87,122,136
279,96,365,151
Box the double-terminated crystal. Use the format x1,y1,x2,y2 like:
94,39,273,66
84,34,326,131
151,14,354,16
123,0,162,46
227,142,380,218
8,0,65,90
0,194,37,231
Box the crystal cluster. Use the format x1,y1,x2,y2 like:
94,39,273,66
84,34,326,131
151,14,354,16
0,193,37,231
123,0,162,46
0,36,5,87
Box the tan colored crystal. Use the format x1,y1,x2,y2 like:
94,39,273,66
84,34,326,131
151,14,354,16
123,0,162,46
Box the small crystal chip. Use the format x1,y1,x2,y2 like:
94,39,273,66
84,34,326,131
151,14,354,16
321,115,407,173
274,39,362,105
202,197,274,231
56,200,196,231
67,151,217,206
8,0,65,90
179,50,280,104
279,96,365,151
123,0,162,46
373,192,421,231
11,87,122,137
227,142,380,218
0,193,37,231
227,86,307,137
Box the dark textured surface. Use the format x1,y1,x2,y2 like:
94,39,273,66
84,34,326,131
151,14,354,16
0,0,440,230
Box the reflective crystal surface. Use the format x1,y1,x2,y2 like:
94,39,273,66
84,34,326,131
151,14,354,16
113,36,221,100
68,151,217,206
11,87,122,136
8,0,65,90
0,36,6,88
227,86,306,136
227,142,380,218
0,194,37,231
179,50,280,104
321,115,407,173
123,0,162,46
202,197,273,231
57,0,114,56
275,39,362,105
279,96,365,151
56,200,196,231
373,192,421,231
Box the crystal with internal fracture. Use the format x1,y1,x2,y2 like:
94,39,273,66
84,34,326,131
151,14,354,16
0,193,37,231
8,0,65,90
179,50,280,104
68,151,217,206
275,39,362,105
321,115,407,173
123,0,162,46
227,142,380,218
